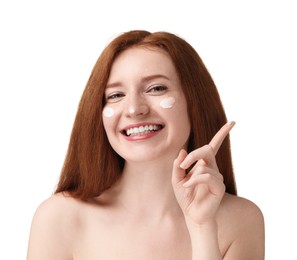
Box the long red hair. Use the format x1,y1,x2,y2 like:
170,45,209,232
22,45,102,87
55,30,237,199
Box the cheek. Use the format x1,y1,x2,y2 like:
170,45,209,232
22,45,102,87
165,96,190,133
102,107,117,134
160,97,176,109
158,96,190,129
103,107,115,118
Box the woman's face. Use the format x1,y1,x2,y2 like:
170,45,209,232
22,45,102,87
102,47,191,163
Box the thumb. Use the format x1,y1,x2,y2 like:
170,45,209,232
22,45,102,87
172,149,188,185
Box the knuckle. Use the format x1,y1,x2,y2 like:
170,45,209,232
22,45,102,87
219,183,226,193
196,164,206,173
203,173,212,181
204,144,214,155
219,173,224,181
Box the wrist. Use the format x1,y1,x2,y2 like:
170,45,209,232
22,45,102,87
185,217,218,234
185,218,222,259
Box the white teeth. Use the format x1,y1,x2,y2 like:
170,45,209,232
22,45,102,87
126,125,161,136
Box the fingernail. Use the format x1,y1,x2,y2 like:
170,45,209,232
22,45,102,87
227,121,235,126
179,161,186,169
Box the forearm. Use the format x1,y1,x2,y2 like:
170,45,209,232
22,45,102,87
186,218,222,260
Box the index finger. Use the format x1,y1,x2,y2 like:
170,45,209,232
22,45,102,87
209,121,235,155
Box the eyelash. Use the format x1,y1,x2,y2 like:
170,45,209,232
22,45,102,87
105,85,168,102
147,85,167,93
106,93,125,101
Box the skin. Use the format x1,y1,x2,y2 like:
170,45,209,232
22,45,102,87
27,48,265,260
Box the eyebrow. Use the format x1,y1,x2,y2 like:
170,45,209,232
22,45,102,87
106,74,170,89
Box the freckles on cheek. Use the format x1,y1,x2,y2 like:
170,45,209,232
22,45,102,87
103,107,115,118
160,97,176,109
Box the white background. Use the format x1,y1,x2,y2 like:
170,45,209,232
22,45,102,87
0,0,296,259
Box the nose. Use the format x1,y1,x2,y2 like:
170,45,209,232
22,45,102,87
125,93,149,117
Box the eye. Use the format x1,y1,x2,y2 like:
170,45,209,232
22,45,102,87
147,85,167,94
106,92,125,102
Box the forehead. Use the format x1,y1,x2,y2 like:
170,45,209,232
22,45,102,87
107,47,179,84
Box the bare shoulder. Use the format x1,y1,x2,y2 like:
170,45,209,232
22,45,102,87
27,193,83,259
34,192,82,216
218,193,265,259
31,192,83,228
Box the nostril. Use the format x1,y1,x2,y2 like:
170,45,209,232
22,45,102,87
126,103,150,117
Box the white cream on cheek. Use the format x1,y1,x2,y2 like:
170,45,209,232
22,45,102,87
103,97,175,117
103,107,115,118
160,97,176,109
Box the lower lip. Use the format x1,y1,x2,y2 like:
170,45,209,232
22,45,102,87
122,129,162,141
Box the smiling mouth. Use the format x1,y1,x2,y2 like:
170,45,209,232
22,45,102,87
122,124,164,136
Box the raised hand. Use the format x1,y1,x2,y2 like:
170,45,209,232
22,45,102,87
172,121,235,225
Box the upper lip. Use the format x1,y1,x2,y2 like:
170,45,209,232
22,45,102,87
120,122,164,135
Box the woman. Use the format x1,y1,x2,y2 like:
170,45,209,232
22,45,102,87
27,30,265,259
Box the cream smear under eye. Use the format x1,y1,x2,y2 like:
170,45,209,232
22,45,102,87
160,97,176,109
103,107,115,118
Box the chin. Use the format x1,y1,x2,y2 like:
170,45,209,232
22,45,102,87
121,148,179,165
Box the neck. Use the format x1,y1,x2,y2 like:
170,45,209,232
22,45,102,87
112,158,181,220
